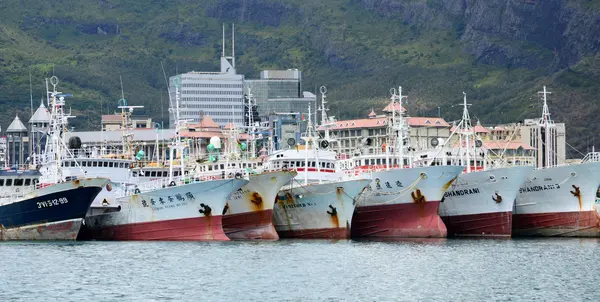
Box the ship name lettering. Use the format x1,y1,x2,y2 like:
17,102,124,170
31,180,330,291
444,188,481,198
37,197,69,208
154,202,188,211
281,202,317,209
519,184,560,194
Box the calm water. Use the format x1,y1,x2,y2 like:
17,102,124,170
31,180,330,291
1,238,599,301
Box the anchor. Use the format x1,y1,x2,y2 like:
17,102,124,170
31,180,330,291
411,189,426,204
199,203,212,216
222,203,229,215
570,185,581,198
492,193,502,203
327,204,337,216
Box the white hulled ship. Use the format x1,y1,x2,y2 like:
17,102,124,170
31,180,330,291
513,87,600,237
337,87,463,238
415,93,534,237
75,76,249,240
264,96,371,239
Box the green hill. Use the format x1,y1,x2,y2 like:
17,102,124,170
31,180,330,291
0,0,599,157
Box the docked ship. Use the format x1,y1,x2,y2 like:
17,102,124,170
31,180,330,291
264,101,371,239
513,87,600,237
78,76,251,241
82,176,247,240
415,93,534,237
0,170,108,240
1,76,109,240
266,148,370,239
339,87,463,238
222,170,296,240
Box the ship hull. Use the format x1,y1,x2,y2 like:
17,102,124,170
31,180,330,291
351,166,463,238
81,178,248,241
273,179,371,239
223,171,296,240
0,178,108,241
513,162,600,237
440,166,533,237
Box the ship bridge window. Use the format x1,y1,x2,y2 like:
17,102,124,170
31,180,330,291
81,161,87,167
0,179,4,186
87,161,92,167
93,161,98,167
220,164,225,170
109,162,114,168
151,171,157,177
208,165,213,171
103,162,108,167
5,179,12,186
24,179,31,186
145,171,151,177
310,161,315,167
14,179,23,186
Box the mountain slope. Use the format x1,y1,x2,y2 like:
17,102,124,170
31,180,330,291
0,0,598,156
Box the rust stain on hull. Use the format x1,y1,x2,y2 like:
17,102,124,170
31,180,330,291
442,176,458,192
336,186,346,212
330,214,340,228
411,189,427,217
247,192,264,211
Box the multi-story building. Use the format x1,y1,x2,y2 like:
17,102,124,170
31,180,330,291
479,120,566,167
244,69,316,119
169,26,244,127
321,107,451,156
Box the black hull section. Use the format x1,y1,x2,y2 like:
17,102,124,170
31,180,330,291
0,186,102,229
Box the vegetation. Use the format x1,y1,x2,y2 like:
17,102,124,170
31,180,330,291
0,0,598,156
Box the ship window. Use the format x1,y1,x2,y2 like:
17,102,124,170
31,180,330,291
310,161,315,167
151,171,157,177
145,171,151,177
5,179,12,186
93,161,98,167
220,164,224,170
208,165,213,171
109,162,114,168
175,171,180,177
133,172,138,177
0,179,4,186
15,178,23,186
82,161,87,167
103,162,108,167
24,179,31,186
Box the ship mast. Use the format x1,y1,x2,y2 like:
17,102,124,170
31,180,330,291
167,76,187,181
44,76,75,183
538,86,555,168
459,92,473,173
390,86,408,169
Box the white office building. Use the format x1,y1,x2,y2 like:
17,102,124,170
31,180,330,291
169,25,244,127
